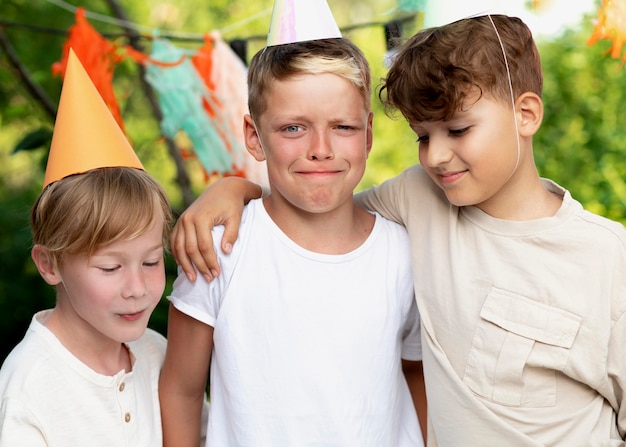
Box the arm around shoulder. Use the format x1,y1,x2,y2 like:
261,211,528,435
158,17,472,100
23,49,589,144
170,177,263,282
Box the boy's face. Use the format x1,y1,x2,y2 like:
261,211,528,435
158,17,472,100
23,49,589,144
52,217,165,347
246,72,373,215
410,91,522,214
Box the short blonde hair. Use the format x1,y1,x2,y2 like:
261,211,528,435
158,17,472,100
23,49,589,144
247,38,371,120
31,167,172,267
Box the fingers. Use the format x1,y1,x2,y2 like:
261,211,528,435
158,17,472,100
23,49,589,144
170,209,221,283
170,214,199,282
169,177,259,283
221,215,243,255
193,219,220,281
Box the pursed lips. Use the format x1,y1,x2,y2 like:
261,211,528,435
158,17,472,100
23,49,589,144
118,310,146,321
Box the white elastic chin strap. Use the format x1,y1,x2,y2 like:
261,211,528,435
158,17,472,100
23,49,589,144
253,121,266,156
487,15,521,180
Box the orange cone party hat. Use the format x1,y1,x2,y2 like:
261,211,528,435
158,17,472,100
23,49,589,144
266,0,342,47
43,48,143,189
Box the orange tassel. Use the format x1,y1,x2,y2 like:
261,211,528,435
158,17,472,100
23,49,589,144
588,0,626,62
52,8,126,131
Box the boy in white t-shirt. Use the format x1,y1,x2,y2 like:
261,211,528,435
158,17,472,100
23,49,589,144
167,12,626,447
158,3,426,446
0,50,174,447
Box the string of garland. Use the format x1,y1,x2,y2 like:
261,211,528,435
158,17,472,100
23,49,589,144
2,0,623,182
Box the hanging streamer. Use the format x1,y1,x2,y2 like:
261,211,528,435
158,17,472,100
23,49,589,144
396,0,425,13
192,33,246,177
587,0,626,62
140,37,238,177
192,32,268,183
52,7,126,131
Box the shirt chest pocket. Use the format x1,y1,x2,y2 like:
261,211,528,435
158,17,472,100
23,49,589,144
463,287,582,408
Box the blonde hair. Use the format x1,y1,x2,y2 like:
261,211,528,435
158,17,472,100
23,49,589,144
247,38,371,119
31,167,172,267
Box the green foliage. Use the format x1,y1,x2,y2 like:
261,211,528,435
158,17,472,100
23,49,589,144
536,23,626,224
1,2,625,366
0,183,55,362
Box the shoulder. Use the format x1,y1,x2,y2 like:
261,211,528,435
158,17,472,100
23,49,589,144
578,210,626,246
128,328,167,365
562,189,626,250
372,213,410,243
547,180,626,249
370,214,413,273
0,320,62,400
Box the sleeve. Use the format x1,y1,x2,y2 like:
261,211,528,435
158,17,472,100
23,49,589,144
354,165,434,227
609,309,626,440
605,231,626,439
168,225,230,328
401,292,422,362
0,398,48,447
354,173,409,226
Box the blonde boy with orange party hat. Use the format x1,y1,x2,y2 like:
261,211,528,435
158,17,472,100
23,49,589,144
158,0,426,445
0,50,173,446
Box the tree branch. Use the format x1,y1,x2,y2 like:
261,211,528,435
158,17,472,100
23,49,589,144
103,0,196,208
0,25,57,121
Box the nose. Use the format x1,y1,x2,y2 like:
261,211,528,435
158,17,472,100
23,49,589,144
307,130,334,161
421,135,453,168
122,268,147,299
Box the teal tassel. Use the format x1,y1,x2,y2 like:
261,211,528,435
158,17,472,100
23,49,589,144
397,0,425,12
144,37,233,175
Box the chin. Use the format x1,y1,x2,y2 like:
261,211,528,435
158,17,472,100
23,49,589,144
444,192,477,208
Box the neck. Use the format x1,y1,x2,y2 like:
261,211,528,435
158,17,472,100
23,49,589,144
479,165,562,220
44,308,132,375
263,196,375,254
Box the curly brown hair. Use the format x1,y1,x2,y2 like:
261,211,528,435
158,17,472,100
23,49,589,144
380,15,542,123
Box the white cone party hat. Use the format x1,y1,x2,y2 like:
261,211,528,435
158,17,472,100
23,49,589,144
266,0,342,47
43,48,143,189
423,0,511,28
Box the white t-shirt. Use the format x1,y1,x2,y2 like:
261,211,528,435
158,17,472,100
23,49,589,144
0,310,166,447
170,198,423,447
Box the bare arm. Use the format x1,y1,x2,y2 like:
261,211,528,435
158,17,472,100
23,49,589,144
403,359,428,444
160,305,214,447
170,177,263,282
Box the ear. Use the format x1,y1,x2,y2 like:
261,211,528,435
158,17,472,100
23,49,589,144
365,112,374,158
516,92,543,137
31,245,62,286
243,114,266,162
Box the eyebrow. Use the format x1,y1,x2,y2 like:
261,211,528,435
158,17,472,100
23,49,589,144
94,244,164,258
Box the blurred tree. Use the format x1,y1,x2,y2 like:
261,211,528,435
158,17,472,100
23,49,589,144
0,0,415,362
537,24,626,224
0,1,624,366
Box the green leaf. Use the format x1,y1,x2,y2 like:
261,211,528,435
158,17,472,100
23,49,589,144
12,128,53,154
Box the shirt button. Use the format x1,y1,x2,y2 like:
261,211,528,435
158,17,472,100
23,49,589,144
119,382,125,392
125,413,131,423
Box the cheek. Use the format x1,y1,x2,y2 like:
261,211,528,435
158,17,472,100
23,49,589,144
149,268,167,296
